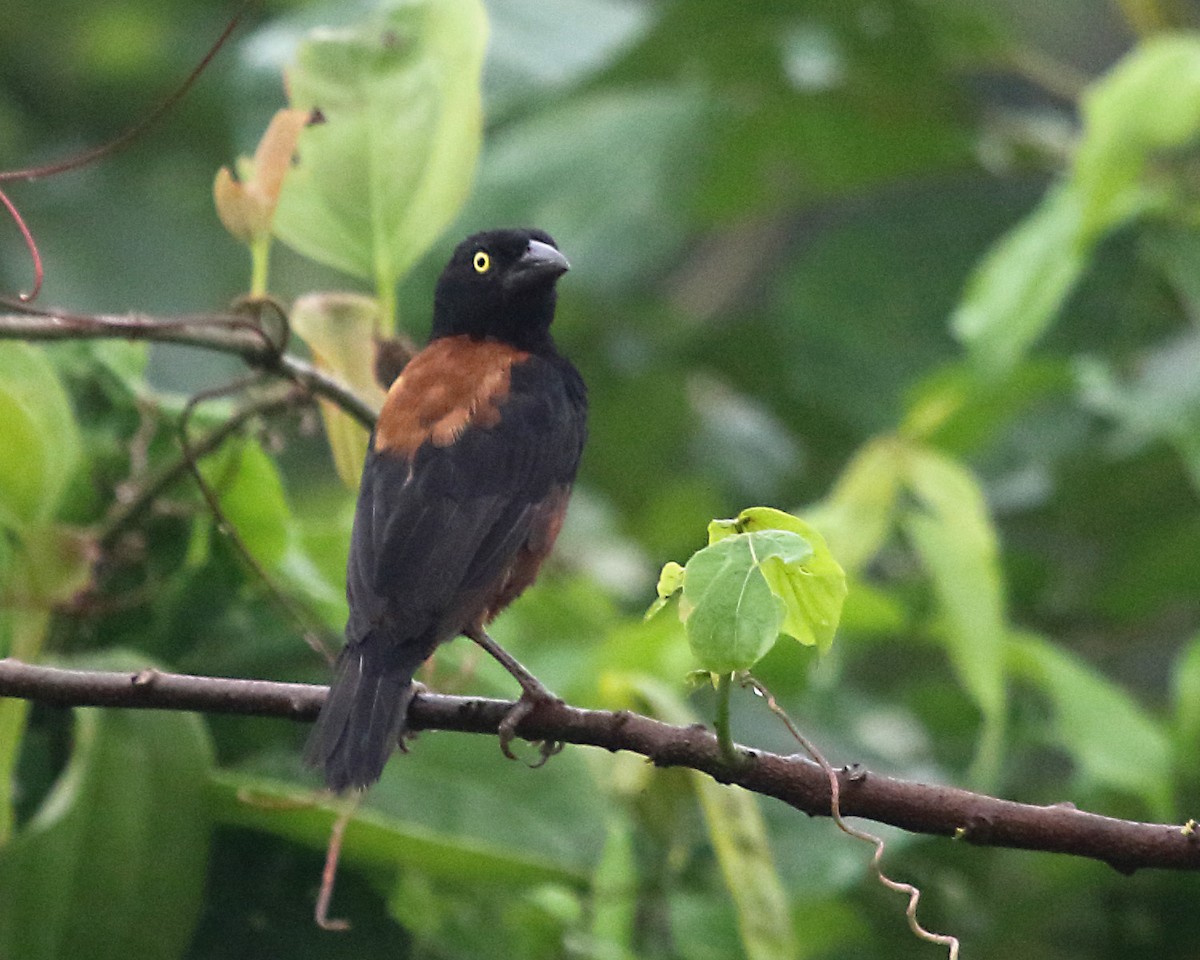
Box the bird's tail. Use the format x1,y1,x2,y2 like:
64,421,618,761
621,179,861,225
304,643,418,792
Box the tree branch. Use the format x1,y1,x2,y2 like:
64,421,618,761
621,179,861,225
2,657,1196,874
0,307,377,427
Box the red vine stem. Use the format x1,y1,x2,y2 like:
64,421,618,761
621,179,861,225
0,186,43,302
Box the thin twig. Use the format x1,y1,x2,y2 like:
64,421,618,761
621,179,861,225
0,308,378,428
0,1,254,183
176,376,336,663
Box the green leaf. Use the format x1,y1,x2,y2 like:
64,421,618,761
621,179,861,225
1172,633,1200,781
693,776,797,960
0,343,82,528
1007,633,1173,819
274,0,487,324
952,37,1200,375
1074,34,1200,237
0,651,213,960
289,292,387,488
902,445,1007,786
950,185,1090,376
802,437,902,575
203,439,292,571
209,770,587,888
464,88,707,292
485,0,655,117
738,507,847,654
588,817,637,960
645,560,685,619
680,533,791,673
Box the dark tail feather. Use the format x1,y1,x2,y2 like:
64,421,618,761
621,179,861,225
304,644,417,792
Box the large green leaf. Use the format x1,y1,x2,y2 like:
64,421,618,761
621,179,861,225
210,771,582,889
485,0,654,117
274,0,487,323
950,185,1091,377
0,343,82,529
0,652,214,960
201,438,292,571
1073,34,1200,237
952,36,1200,374
902,445,1007,786
1007,633,1173,819
464,87,707,292
693,776,797,960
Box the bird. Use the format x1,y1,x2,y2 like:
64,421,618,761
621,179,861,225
304,227,587,792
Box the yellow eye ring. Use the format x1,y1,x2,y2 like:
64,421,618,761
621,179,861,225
472,250,491,273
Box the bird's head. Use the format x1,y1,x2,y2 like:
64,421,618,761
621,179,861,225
431,228,570,351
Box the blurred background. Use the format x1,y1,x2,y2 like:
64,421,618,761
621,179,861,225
3,0,1200,958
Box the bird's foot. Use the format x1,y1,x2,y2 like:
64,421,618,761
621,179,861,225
497,680,563,765
464,626,564,764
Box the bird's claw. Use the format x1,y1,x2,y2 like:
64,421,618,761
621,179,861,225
497,688,562,764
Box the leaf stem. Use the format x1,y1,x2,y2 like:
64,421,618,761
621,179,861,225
375,276,397,338
715,672,738,767
249,234,271,299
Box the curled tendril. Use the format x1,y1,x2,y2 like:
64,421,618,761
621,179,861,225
744,675,962,960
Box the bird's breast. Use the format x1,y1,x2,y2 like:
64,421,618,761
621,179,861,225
374,336,531,457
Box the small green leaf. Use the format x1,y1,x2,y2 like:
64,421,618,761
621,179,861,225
706,516,741,544
274,0,487,324
0,651,213,960
1008,633,1173,818
693,776,797,960
680,533,788,673
0,343,82,528
645,560,685,619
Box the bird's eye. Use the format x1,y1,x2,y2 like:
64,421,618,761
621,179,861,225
472,250,491,274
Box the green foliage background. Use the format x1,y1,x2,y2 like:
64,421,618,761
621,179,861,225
3,0,1200,958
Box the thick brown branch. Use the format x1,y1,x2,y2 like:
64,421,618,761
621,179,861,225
0,309,377,427
2,658,1196,874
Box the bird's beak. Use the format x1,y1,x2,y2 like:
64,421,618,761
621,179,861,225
505,239,570,291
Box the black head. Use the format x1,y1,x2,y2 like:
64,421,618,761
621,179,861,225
431,228,570,351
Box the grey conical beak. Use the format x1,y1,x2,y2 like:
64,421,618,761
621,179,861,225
505,239,570,290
